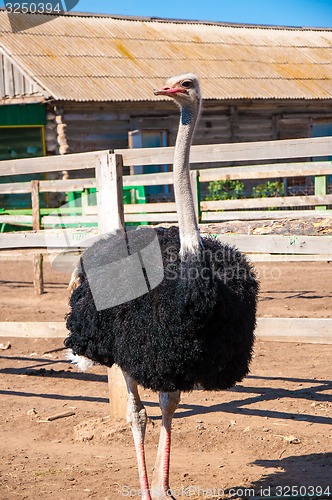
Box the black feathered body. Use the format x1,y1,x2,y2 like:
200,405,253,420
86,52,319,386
65,226,258,392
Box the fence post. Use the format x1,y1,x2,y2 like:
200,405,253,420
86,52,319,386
315,175,327,210
96,153,125,231
190,169,201,222
31,180,44,295
95,152,127,420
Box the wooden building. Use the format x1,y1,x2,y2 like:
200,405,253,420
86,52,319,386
0,10,332,202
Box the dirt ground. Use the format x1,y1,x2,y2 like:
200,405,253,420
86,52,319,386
0,259,331,500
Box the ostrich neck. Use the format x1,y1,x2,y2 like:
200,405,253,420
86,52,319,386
173,103,202,259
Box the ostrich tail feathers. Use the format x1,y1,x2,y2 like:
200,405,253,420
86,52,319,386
66,350,95,372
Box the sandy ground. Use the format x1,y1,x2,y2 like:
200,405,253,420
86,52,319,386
0,259,331,500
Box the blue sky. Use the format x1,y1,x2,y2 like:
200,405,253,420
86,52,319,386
72,0,332,27
1,0,332,27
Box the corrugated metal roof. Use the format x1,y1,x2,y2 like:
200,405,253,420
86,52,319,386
0,10,332,101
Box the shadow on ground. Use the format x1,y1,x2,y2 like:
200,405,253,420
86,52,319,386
225,452,332,499
1,354,331,426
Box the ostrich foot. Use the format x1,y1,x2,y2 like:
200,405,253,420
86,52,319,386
141,493,152,500
150,485,176,500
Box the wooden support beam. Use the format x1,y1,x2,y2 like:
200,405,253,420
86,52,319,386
31,180,41,231
96,153,125,232
33,253,44,295
96,152,127,420
107,365,129,421
31,180,44,295
81,188,89,215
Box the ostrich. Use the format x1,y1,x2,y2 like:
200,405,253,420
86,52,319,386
65,74,259,500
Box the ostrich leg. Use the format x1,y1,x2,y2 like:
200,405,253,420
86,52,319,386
124,373,151,500
151,391,181,500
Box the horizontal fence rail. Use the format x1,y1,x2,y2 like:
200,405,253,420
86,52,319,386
0,136,332,176
1,231,331,255
115,136,332,166
0,150,108,176
201,195,332,210
198,161,332,182
0,178,96,194
1,318,331,344
0,136,331,252
0,167,331,227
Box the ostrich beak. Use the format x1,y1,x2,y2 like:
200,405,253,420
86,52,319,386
153,86,188,96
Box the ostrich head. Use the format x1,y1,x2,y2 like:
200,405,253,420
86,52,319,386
154,73,203,258
154,73,201,112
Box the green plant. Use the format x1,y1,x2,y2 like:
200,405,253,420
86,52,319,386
205,179,245,201
251,180,284,198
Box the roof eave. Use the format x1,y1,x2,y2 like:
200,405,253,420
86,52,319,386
0,43,55,100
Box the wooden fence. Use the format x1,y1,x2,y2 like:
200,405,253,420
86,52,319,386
1,136,331,419
0,136,331,341
1,137,332,229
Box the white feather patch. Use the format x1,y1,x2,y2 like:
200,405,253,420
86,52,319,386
180,233,202,259
66,350,95,372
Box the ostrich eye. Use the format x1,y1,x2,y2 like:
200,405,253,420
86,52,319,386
181,80,193,88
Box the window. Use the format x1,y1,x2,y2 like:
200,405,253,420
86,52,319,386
128,129,169,201
0,126,45,161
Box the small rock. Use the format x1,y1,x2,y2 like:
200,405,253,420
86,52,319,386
279,434,301,444
0,341,11,350
289,436,301,444
27,408,38,416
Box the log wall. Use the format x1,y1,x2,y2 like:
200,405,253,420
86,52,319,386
59,99,332,159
